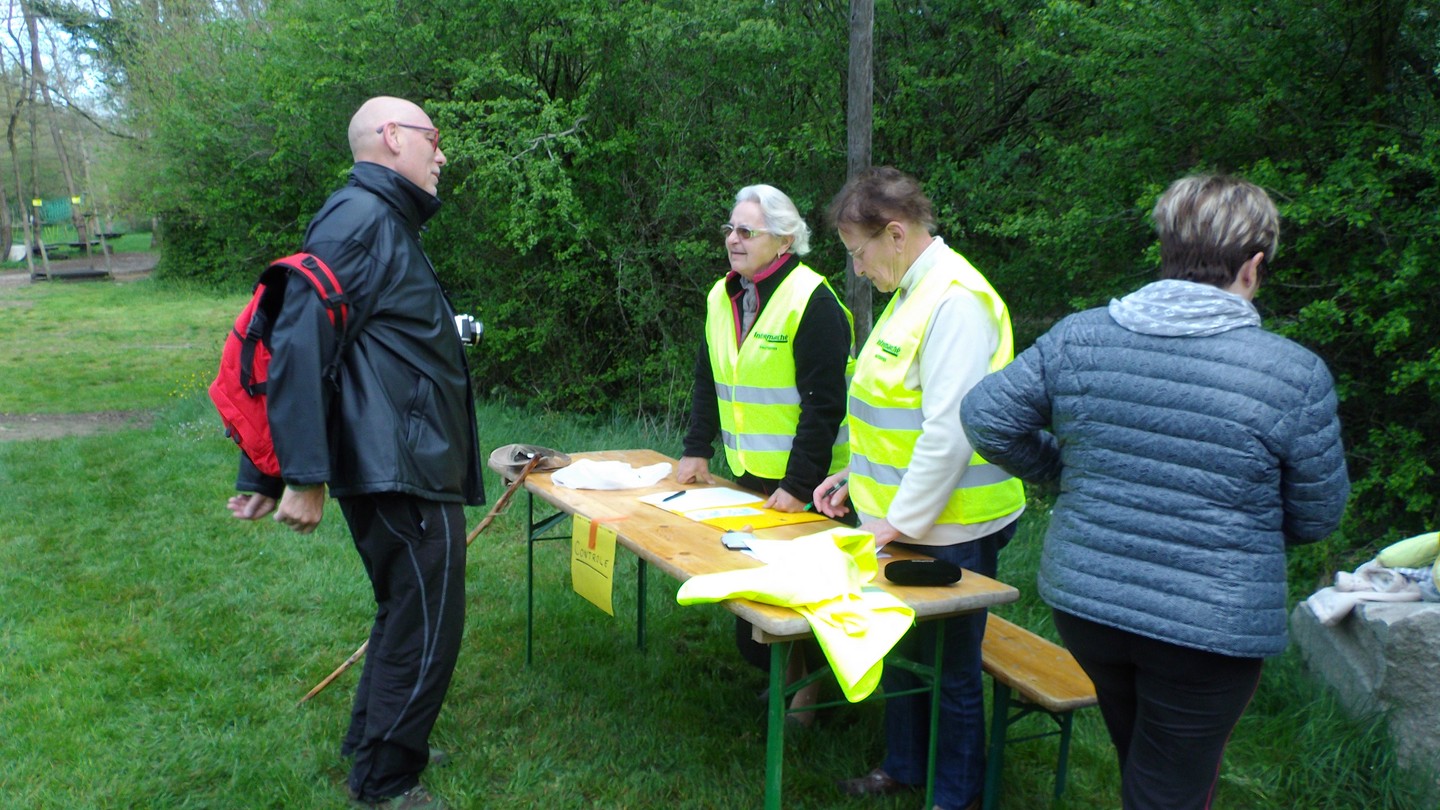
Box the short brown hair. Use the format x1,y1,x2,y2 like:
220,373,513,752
1153,174,1279,287
827,166,936,234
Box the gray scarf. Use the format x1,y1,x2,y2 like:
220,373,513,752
1108,279,1261,337
739,276,760,337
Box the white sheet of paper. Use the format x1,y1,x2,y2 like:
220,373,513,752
638,487,763,511
683,505,765,521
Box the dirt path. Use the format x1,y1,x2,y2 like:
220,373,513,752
0,252,163,441
0,251,158,286
0,410,157,441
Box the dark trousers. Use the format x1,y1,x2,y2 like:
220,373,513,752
881,523,1012,810
338,493,467,802
1052,609,1264,810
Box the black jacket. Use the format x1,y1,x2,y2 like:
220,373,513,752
682,255,852,500
238,162,485,505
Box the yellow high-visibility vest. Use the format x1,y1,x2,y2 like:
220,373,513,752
676,526,914,703
847,250,1023,524
705,263,853,480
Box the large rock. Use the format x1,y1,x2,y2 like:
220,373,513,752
1291,600,1440,793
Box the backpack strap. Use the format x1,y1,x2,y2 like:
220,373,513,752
273,253,349,329
267,252,353,388
236,264,291,396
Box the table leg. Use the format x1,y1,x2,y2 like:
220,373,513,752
636,558,648,651
522,491,571,667
1054,710,1075,800
764,640,788,810
526,492,536,667
924,619,946,809
983,682,1011,810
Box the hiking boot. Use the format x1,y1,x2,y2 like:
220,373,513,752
354,785,446,809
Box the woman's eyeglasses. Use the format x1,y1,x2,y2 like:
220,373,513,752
721,224,770,240
845,229,885,260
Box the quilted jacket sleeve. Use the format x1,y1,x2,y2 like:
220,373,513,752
1273,356,1350,545
961,324,1063,484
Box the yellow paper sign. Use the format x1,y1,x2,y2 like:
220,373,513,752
571,515,618,616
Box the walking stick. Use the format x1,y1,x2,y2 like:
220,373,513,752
298,454,545,705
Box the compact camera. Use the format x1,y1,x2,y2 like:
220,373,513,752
454,314,483,347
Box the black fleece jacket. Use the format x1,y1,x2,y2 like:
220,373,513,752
237,162,485,506
682,255,852,501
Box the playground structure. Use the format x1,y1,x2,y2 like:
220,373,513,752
23,195,120,281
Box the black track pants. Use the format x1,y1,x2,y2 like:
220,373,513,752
338,493,467,802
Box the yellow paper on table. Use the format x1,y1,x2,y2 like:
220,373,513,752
571,515,618,616
698,508,828,532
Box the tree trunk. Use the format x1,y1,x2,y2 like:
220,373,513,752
846,0,875,347
23,0,88,253
16,1,47,278
1,0,33,275
45,32,109,270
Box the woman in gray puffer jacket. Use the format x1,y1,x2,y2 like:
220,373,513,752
961,174,1349,810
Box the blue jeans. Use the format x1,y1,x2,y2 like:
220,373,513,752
882,524,1011,810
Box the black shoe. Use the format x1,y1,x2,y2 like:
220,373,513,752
837,768,918,797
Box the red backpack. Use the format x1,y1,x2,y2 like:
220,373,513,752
208,253,349,478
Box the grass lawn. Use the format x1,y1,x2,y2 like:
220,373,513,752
0,276,1428,808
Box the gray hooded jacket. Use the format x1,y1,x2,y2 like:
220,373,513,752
961,280,1349,658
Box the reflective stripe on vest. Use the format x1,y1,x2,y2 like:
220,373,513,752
847,250,1024,524
706,263,854,479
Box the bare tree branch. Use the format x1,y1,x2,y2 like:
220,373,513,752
508,117,587,163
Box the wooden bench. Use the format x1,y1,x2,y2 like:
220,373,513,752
981,614,1098,809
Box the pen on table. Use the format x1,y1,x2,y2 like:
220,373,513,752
662,490,685,502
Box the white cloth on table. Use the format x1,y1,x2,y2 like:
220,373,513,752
550,458,672,490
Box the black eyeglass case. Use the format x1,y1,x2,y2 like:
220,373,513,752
885,559,963,587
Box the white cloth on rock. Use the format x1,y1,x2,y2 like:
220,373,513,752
1305,559,1422,626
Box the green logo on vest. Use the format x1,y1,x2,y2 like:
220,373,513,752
877,339,902,357
753,332,789,345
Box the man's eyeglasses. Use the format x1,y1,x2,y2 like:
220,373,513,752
376,122,441,151
722,224,770,240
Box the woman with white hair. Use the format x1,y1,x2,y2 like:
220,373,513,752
677,184,854,713
962,174,1350,809
678,183,853,512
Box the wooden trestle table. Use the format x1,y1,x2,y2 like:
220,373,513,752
490,448,1018,809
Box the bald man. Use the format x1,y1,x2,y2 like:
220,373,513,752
227,96,484,809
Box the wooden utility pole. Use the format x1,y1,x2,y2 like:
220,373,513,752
846,0,875,346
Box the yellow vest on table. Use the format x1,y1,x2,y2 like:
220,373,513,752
676,526,915,702
847,252,1024,524
705,264,854,480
